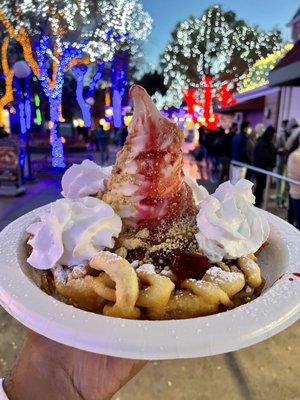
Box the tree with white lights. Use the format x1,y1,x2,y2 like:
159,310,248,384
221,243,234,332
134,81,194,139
71,0,152,128
160,5,283,107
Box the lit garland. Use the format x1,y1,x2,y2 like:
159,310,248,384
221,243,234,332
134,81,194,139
160,5,283,106
0,37,14,117
238,43,294,93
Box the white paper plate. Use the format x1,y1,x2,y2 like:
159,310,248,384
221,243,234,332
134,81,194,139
0,205,299,360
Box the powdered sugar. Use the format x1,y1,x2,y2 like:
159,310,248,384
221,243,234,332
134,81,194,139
131,260,140,269
137,264,156,274
206,266,242,282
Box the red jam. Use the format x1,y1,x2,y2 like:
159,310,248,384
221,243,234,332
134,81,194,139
170,249,211,282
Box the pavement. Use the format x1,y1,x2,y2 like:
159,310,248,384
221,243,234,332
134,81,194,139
0,151,299,400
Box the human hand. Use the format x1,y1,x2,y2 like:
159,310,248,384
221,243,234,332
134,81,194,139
4,330,147,400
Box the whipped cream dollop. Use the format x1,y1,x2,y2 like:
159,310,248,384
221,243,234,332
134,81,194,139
196,179,270,262
61,159,112,199
27,197,122,270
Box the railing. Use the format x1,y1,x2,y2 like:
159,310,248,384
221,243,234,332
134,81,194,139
231,160,300,210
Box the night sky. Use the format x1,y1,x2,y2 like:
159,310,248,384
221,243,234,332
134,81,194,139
141,0,300,67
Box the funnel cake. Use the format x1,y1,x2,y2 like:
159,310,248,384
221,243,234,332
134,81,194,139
26,85,269,320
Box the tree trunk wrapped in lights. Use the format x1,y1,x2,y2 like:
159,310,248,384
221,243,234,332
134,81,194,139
111,54,128,129
72,61,105,128
0,37,14,124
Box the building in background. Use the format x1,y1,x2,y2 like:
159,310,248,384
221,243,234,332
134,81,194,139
220,8,300,130
269,8,300,124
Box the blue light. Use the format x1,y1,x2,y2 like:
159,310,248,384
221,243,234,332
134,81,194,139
87,62,105,99
25,99,31,130
14,75,31,138
19,102,26,134
111,54,127,128
73,62,105,127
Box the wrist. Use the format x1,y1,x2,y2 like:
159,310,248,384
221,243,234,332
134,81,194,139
3,335,81,400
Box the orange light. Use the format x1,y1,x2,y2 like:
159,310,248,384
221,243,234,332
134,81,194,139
103,122,111,131
105,89,111,107
0,37,14,116
61,137,66,144
0,12,40,78
67,57,89,71
58,103,65,122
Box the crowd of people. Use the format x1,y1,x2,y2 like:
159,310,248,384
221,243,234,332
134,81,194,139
196,118,300,229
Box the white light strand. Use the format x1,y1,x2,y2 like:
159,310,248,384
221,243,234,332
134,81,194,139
1,0,152,61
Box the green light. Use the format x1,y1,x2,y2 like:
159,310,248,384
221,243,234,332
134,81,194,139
34,94,40,107
35,109,42,125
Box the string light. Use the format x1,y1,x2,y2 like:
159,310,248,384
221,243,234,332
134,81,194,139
111,54,127,128
182,88,202,122
203,76,218,130
105,88,111,107
0,37,14,118
238,43,293,93
219,82,237,107
0,13,39,77
14,74,32,138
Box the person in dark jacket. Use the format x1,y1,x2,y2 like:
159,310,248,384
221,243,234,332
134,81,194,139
219,122,238,182
231,121,253,181
231,121,252,163
253,126,277,207
95,125,110,164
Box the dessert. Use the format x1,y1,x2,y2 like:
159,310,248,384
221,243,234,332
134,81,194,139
26,85,269,320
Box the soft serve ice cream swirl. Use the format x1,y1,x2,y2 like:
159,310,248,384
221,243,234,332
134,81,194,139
27,197,121,270
61,159,112,199
196,179,270,262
